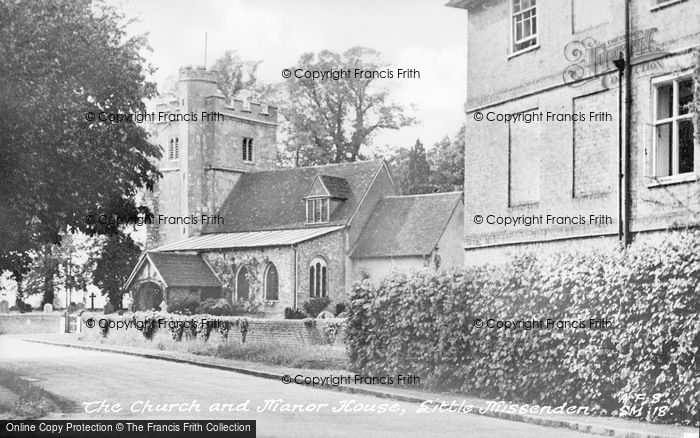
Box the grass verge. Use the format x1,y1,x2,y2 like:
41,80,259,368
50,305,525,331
0,368,76,419
79,327,348,370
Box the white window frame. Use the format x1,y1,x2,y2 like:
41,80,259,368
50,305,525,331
305,197,330,224
651,75,695,180
510,0,538,56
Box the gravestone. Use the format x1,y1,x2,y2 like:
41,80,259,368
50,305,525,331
317,310,334,319
0,300,9,313
43,303,53,313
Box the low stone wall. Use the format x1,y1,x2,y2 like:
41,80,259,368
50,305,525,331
0,313,62,334
245,318,345,345
79,313,345,346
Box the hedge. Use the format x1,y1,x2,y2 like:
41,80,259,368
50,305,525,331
345,231,700,426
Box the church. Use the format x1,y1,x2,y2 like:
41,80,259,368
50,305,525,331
124,66,464,316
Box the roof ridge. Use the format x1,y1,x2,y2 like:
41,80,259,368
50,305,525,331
245,159,384,176
383,191,463,199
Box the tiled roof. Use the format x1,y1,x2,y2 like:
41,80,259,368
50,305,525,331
205,160,385,233
318,175,352,199
350,192,463,258
146,252,221,288
154,226,344,251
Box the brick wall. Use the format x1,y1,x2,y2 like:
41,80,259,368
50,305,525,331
0,313,62,334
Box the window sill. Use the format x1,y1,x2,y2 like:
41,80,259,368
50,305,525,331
650,0,687,12
508,44,540,60
509,201,540,209
647,173,698,188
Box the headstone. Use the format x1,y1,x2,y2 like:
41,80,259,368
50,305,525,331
159,300,168,312
43,303,53,313
0,300,9,313
317,310,334,319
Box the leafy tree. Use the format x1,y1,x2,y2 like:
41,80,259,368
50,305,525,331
406,139,432,194
429,126,465,192
211,50,260,101
22,245,59,307
93,232,142,309
211,50,279,102
21,232,103,307
281,47,415,165
0,0,161,278
385,146,411,195
386,128,465,195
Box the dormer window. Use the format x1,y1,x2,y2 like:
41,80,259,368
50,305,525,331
306,198,329,224
303,174,350,225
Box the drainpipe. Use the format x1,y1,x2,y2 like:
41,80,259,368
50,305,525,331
614,54,626,244
293,245,298,309
623,0,632,247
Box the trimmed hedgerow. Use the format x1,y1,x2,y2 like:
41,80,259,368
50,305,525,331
345,231,700,426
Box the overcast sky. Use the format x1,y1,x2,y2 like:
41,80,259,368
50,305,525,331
116,0,467,150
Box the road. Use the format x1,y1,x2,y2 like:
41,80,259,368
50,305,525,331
0,336,600,438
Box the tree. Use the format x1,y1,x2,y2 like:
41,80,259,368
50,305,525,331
211,50,278,102
21,232,103,307
93,232,141,309
212,50,260,101
0,0,161,277
429,126,465,192
281,47,415,165
406,140,432,194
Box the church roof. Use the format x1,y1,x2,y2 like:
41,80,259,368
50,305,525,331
350,192,463,258
124,252,222,290
154,226,344,251
205,160,386,233
317,175,352,199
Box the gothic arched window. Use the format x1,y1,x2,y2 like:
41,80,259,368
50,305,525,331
309,257,328,298
264,263,279,301
236,266,250,301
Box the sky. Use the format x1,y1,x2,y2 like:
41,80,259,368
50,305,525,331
115,0,467,150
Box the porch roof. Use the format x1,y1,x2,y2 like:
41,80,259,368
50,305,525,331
153,226,344,252
124,252,222,290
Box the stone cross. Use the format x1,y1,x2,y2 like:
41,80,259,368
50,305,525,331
89,293,96,310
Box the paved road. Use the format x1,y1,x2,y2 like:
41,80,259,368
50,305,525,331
0,336,599,438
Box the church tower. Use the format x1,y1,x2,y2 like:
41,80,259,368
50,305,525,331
146,66,278,249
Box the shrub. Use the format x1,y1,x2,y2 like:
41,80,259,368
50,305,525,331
195,298,237,316
302,297,330,318
345,231,700,426
103,302,114,315
322,319,345,345
166,296,199,315
11,299,32,313
284,307,306,319
135,313,159,340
